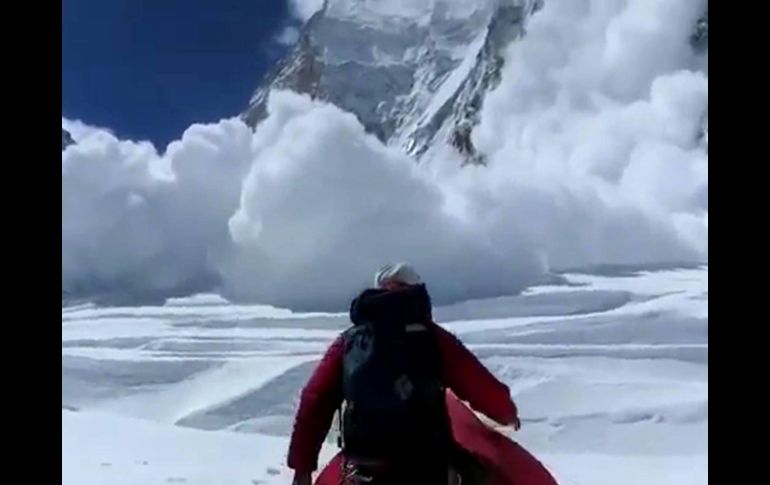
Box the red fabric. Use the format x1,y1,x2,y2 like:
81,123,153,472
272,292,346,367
445,390,559,485
287,336,345,472
287,323,518,473
434,325,518,426
314,392,558,485
314,454,344,485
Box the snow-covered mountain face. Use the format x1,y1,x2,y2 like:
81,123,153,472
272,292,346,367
243,0,543,164
243,0,707,165
62,129,75,150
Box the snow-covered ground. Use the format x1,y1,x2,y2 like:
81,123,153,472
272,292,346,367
62,265,707,485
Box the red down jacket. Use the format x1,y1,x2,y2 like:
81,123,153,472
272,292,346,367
287,321,519,473
315,390,560,485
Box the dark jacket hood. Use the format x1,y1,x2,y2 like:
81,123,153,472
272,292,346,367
349,284,433,326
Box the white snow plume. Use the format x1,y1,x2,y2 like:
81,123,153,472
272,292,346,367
288,0,325,21
61,93,541,309
62,118,253,301
62,0,707,310
222,92,541,310
62,117,114,143
274,26,300,46
466,0,708,266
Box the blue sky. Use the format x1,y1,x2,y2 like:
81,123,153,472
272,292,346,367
62,0,300,148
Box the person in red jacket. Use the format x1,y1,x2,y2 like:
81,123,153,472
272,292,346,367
289,263,520,485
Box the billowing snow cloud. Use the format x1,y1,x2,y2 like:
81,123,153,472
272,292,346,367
288,0,325,22
468,0,708,267
62,118,114,143
62,0,707,310
220,93,542,309
274,26,300,46
62,119,253,301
